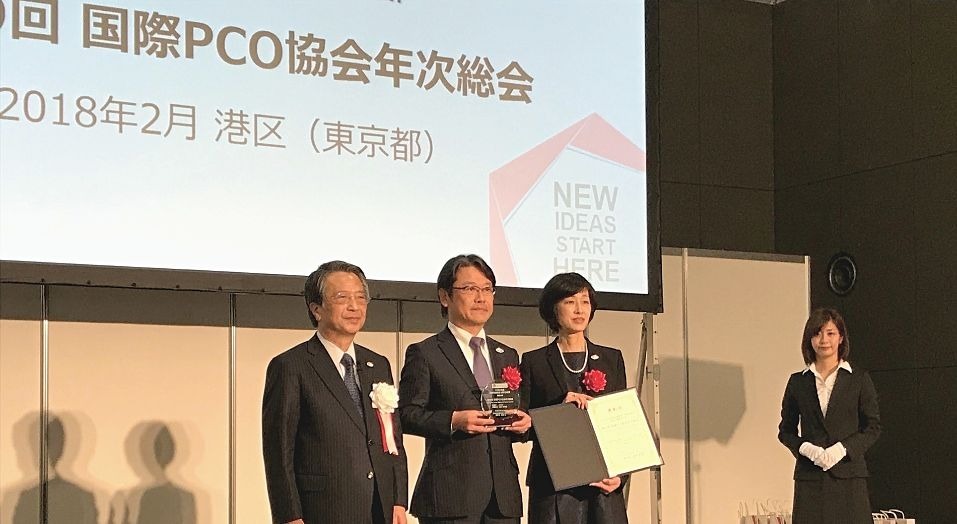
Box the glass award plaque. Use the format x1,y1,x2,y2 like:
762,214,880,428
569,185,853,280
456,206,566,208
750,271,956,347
481,381,521,428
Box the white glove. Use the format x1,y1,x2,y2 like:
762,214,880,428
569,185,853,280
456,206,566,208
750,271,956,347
798,442,825,464
819,442,847,471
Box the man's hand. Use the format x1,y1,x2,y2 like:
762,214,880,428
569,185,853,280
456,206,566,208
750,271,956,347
564,391,594,409
452,410,496,434
589,476,621,494
504,409,532,434
284,520,304,524
392,505,407,524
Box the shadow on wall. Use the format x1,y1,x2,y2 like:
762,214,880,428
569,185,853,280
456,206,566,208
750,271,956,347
7,413,99,524
109,421,197,524
0,414,198,524
658,357,747,443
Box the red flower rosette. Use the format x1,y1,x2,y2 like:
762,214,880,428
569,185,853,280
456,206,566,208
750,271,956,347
582,369,607,394
501,365,522,390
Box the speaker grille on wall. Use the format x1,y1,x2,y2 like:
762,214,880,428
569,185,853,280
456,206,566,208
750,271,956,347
827,253,857,296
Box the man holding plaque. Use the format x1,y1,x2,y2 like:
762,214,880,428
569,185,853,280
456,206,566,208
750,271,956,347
399,254,531,524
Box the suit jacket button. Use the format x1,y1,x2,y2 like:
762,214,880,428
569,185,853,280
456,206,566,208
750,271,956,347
367,471,374,479
368,439,375,446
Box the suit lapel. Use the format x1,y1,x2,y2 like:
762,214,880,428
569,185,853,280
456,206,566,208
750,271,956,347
437,327,480,391
487,336,510,381
306,336,365,432
799,371,826,426
824,368,851,425
355,345,381,436
585,340,608,374
544,340,570,394
583,340,614,394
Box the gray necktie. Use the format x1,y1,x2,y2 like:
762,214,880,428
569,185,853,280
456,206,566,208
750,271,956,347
340,353,364,416
469,336,493,389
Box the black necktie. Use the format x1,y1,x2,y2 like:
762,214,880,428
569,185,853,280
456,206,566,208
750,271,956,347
340,354,364,416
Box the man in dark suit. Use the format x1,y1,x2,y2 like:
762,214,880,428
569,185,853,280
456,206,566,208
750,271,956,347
399,254,532,524
262,261,408,524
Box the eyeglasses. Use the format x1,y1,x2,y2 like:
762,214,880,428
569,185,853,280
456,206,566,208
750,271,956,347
450,285,496,296
326,292,370,305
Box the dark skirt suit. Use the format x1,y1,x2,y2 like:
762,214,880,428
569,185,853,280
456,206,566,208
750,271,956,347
777,366,881,524
519,339,629,524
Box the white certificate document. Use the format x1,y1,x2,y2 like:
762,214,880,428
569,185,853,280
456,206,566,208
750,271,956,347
587,388,663,476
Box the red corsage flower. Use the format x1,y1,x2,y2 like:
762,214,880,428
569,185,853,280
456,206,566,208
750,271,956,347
582,369,607,394
501,366,522,391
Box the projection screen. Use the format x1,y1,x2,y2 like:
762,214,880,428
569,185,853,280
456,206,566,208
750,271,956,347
0,0,660,310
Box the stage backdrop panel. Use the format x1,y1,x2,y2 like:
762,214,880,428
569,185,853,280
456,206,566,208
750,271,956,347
642,251,689,524
235,327,314,524
0,284,42,524
685,254,809,522
45,286,230,524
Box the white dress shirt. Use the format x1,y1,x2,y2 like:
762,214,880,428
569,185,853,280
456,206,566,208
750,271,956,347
803,360,853,417
447,321,492,375
317,331,359,381
447,322,494,434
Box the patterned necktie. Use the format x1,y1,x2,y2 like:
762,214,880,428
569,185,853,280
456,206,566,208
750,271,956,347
340,353,364,416
469,336,493,389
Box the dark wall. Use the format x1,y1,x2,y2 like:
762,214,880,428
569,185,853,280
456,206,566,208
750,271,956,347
773,1,956,523
658,0,775,252
659,0,956,521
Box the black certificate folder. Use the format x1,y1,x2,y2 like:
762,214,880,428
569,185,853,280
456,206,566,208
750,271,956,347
529,388,663,491
529,403,608,490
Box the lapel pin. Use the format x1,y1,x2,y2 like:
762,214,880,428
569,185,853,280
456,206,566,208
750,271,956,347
495,347,505,354
590,354,600,360
366,361,374,367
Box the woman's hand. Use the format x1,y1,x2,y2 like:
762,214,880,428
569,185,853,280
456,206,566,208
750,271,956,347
563,391,593,409
589,476,621,494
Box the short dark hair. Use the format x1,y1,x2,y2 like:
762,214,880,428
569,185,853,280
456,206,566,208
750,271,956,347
304,260,370,327
801,307,850,365
538,272,598,334
436,254,496,318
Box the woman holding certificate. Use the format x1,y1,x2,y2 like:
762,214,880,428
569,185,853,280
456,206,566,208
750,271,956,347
520,272,629,524
777,308,881,524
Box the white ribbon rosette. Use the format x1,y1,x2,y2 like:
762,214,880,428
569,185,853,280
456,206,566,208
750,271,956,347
369,382,400,455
